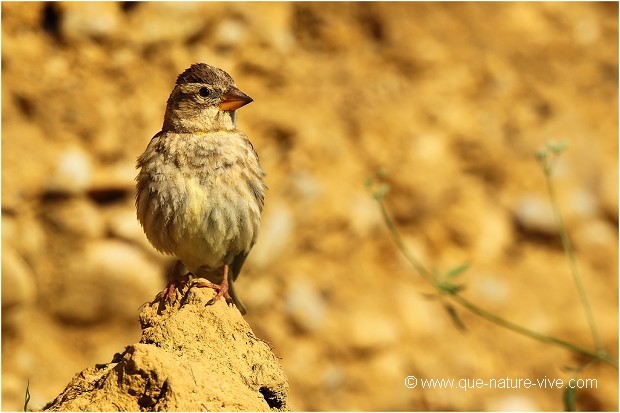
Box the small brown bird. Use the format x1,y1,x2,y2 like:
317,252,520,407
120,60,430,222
135,63,265,314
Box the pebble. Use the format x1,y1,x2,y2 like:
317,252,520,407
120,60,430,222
126,2,215,45
367,351,407,382
284,277,326,333
232,3,294,52
322,364,345,390
0,215,45,274
43,198,105,240
486,395,539,412
213,19,248,49
349,192,383,236
2,122,50,206
396,283,445,334
347,308,399,351
572,218,617,259
250,202,294,269
52,240,162,324
513,194,556,234
61,2,121,41
573,17,601,45
291,170,323,201
470,273,510,306
563,188,598,221
107,207,146,244
89,161,135,193
516,186,602,237
472,203,512,262
2,247,36,310
46,147,93,195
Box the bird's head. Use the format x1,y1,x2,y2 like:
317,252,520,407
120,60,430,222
162,63,253,133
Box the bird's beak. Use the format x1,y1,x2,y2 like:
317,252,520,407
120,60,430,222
220,86,253,111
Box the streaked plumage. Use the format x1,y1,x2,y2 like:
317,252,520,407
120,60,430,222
136,63,265,314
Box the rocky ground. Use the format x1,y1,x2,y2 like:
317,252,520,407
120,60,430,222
2,2,618,411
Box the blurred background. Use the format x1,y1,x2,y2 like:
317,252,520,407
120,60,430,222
2,2,618,411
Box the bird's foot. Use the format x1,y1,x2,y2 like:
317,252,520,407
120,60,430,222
155,280,187,303
154,261,190,304
193,279,233,307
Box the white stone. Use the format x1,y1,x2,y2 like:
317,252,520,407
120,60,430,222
284,277,326,333
514,194,556,234
52,240,162,324
250,202,294,269
47,147,92,194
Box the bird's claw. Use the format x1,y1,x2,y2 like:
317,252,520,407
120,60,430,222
194,280,233,307
155,280,187,304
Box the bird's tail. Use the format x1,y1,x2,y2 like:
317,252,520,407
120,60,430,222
228,276,247,315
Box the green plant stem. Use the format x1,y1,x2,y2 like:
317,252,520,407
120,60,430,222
377,201,433,283
451,294,618,369
375,196,618,370
24,380,30,412
542,161,604,353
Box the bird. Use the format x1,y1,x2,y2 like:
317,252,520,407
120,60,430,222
135,63,266,314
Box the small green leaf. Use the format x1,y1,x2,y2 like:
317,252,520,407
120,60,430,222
549,140,568,155
563,385,576,412
24,380,30,412
437,282,465,295
535,149,547,161
445,263,469,279
377,168,389,179
364,177,374,189
373,183,390,200
444,304,467,331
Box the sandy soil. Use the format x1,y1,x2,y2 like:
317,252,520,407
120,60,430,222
44,284,288,411
2,2,618,411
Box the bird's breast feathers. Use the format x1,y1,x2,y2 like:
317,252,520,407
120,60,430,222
136,131,263,270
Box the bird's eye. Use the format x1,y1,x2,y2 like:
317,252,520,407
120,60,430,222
198,87,210,97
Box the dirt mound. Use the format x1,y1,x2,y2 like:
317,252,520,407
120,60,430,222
44,285,288,411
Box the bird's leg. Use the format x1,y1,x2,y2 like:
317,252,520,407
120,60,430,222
156,260,188,303
194,264,233,306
